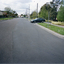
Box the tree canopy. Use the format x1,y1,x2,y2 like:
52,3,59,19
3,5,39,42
57,6,64,22
30,11,37,19
4,7,18,18
39,1,58,20
39,4,51,19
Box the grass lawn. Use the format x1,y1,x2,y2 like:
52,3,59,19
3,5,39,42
38,23,64,35
0,18,13,21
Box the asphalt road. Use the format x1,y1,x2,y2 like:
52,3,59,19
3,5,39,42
0,18,64,63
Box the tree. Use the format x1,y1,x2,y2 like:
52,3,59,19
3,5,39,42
39,3,51,19
50,1,58,20
4,7,18,18
12,11,18,17
57,6,64,22
21,14,23,16
30,11,37,19
23,14,26,17
52,0,60,4
4,7,11,12
4,7,12,17
50,5,57,20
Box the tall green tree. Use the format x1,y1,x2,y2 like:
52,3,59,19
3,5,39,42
57,6,64,22
5,7,11,12
4,7,18,18
39,4,51,19
50,1,58,20
30,11,37,19
50,6,57,20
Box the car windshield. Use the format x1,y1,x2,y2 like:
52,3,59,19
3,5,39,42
0,0,64,63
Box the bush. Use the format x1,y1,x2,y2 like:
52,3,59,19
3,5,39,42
45,20,52,23
51,21,64,25
61,22,64,26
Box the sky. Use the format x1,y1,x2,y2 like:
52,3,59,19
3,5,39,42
0,0,52,15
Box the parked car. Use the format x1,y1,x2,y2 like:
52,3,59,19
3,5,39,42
30,18,45,23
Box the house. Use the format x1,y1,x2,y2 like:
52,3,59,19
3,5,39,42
0,10,3,15
0,10,3,18
0,10,7,18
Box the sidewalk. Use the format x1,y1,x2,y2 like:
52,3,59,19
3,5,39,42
45,22,64,28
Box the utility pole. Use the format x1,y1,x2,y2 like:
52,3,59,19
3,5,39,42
26,8,27,17
37,3,38,18
48,11,50,27
29,4,30,20
28,4,30,20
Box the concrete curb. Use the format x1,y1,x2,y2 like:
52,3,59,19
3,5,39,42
36,23,64,39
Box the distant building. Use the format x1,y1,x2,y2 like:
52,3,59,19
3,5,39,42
0,10,3,18
0,10,3,15
0,10,7,18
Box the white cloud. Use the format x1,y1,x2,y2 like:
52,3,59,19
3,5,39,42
0,0,52,15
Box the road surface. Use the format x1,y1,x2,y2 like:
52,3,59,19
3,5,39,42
0,18,64,63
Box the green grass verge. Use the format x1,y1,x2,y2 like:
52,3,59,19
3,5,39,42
0,18,13,21
38,23,64,35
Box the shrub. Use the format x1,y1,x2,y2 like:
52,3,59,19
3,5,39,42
51,21,64,25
